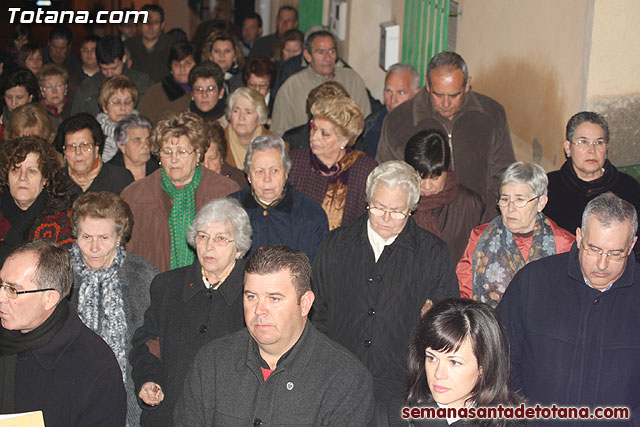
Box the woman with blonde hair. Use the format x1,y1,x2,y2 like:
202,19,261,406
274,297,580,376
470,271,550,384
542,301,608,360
96,75,139,162
224,87,270,169
3,103,55,144
289,95,377,229
36,63,71,131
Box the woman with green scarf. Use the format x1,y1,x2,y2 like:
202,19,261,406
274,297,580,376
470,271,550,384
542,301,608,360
121,112,240,272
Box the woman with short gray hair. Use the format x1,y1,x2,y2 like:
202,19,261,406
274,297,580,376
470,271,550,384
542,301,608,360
457,161,575,307
130,197,251,426
108,113,159,180
365,160,421,212
230,135,329,260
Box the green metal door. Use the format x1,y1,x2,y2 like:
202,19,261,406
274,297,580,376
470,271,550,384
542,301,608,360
402,0,451,86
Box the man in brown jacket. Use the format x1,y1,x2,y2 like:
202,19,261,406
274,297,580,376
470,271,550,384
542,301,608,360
376,51,515,221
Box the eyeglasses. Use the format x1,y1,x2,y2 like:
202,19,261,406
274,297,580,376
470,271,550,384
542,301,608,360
42,83,65,92
367,205,410,220
580,240,628,262
63,142,94,153
193,86,218,95
1,283,55,299
108,99,134,107
159,147,196,159
195,232,235,247
571,138,608,150
497,195,539,208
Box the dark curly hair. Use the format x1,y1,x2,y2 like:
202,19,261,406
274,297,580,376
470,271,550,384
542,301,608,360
54,113,106,156
0,136,68,198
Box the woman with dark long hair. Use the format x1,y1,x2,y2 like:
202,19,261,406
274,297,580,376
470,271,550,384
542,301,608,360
389,298,522,426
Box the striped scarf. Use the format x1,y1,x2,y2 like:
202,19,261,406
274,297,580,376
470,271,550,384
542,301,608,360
161,165,202,269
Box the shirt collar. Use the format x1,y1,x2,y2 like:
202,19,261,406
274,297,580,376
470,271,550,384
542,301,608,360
367,218,399,261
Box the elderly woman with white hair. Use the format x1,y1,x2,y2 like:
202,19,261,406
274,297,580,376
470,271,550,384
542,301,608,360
230,134,328,260
224,87,271,169
312,160,459,416
457,161,575,307
129,197,251,427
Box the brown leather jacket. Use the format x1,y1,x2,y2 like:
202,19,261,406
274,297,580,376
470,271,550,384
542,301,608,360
121,167,240,272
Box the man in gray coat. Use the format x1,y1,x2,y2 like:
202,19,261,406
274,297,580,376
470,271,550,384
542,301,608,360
174,245,374,426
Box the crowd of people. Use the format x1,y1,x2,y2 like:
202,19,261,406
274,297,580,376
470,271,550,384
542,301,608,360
0,4,639,427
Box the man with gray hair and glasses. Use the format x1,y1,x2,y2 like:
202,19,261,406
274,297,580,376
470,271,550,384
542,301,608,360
498,192,640,423
0,240,125,426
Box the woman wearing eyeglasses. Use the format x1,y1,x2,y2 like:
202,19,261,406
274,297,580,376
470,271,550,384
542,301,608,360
187,62,228,124
130,198,250,427
544,111,640,262
55,113,134,195
96,75,139,162
312,161,459,416
288,95,377,230
36,63,71,133
120,112,240,272
457,162,575,307
0,136,76,265
68,192,158,427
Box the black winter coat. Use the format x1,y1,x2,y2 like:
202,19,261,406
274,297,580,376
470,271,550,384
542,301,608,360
129,259,246,427
12,306,126,427
497,245,640,424
545,159,640,262
311,214,459,403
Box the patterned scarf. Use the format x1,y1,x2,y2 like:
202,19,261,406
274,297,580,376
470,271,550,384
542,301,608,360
161,165,202,269
70,243,127,382
310,148,363,230
472,212,556,307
